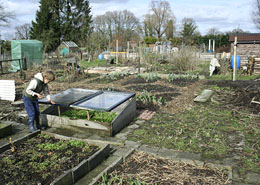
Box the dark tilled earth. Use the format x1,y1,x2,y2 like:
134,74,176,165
206,79,260,113
1,69,260,122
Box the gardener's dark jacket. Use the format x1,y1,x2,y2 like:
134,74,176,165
23,73,50,100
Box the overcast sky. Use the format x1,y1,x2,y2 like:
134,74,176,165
0,0,259,40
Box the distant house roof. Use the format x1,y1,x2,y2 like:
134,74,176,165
229,33,260,42
62,41,78,48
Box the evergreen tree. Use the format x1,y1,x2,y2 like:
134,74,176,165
60,0,92,46
180,18,198,45
30,0,93,51
166,20,174,40
30,0,61,52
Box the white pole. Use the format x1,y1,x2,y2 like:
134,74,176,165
213,40,215,53
209,39,211,51
233,37,237,81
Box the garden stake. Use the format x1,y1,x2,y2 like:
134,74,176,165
86,110,90,120
58,106,61,117
9,137,15,152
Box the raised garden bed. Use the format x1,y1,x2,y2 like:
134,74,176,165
0,131,110,185
92,149,232,185
41,95,136,136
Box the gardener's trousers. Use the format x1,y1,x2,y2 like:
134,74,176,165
22,95,40,132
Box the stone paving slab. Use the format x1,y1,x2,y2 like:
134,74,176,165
194,89,214,103
138,110,156,120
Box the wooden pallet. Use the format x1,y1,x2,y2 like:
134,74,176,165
254,58,260,74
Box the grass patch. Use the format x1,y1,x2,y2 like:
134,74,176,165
128,103,260,172
208,74,260,81
207,85,232,91
79,59,107,69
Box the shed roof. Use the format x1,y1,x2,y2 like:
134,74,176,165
229,33,260,42
62,41,78,48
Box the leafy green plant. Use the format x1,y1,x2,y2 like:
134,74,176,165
37,141,68,151
62,109,117,123
168,73,198,82
144,73,159,82
101,86,115,91
136,73,160,82
100,173,146,185
101,71,128,81
2,157,14,165
69,140,85,147
136,90,164,105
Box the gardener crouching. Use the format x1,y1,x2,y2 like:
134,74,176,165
22,71,55,132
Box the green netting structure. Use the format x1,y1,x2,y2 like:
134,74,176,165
60,48,69,56
11,40,43,72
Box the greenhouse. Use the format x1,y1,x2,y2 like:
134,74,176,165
11,40,43,71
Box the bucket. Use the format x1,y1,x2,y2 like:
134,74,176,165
98,54,104,60
231,55,240,69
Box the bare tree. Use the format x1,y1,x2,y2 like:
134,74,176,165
253,0,260,29
0,1,14,27
143,13,156,37
207,27,221,36
144,0,175,40
92,10,141,51
15,23,31,39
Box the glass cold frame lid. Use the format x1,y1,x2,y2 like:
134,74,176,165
71,91,135,111
39,88,102,105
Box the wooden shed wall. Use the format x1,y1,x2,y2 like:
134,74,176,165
230,43,260,66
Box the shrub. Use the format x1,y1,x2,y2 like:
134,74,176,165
169,47,200,72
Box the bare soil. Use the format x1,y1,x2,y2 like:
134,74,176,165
0,70,203,122
206,79,260,113
1,69,260,123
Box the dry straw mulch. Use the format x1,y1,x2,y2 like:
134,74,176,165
107,151,231,185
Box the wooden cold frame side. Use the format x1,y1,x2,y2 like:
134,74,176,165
110,96,136,136
40,106,110,133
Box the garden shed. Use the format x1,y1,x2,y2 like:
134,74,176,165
59,41,79,56
229,33,260,66
11,40,43,71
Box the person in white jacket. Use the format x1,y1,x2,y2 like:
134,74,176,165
209,57,220,76
22,71,55,132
